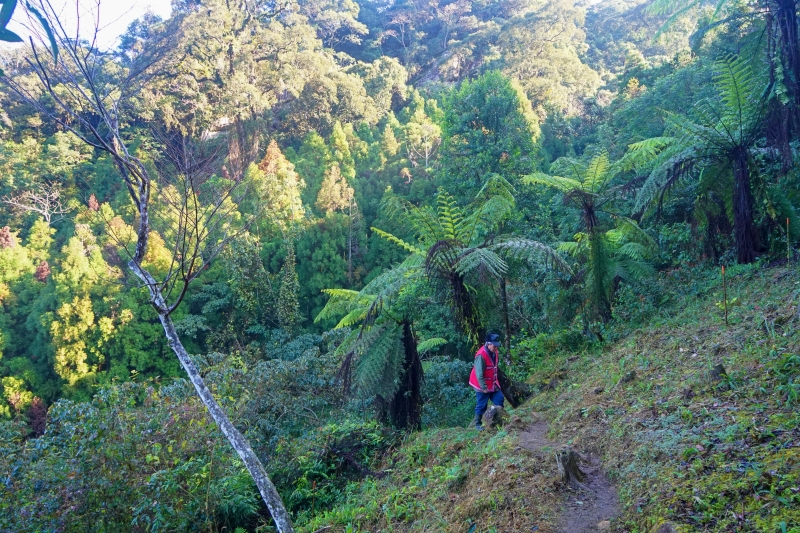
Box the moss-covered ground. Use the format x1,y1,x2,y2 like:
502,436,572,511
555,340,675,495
304,263,800,533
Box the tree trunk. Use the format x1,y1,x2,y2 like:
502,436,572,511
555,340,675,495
390,320,423,430
588,230,612,323
775,0,800,133
732,153,757,264
129,261,295,532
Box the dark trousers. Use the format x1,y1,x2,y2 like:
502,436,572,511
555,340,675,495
475,390,505,418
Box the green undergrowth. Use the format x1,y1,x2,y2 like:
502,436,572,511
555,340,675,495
524,263,800,533
300,426,561,533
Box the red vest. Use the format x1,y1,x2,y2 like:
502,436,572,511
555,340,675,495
469,345,499,392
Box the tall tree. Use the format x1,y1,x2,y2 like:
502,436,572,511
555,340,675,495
440,72,540,203
277,241,301,333
1,3,295,530
316,164,355,214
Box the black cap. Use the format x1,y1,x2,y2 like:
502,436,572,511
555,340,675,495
485,332,501,344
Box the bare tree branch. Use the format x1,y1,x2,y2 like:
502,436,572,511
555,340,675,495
1,183,71,224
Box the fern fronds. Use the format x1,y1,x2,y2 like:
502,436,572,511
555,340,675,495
315,289,369,324
474,174,516,203
371,227,426,256
583,152,614,194
522,172,581,194
622,137,676,172
714,55,759,122
353,322,403,399
437,189,462,241
417,337,448,354
336,307,370,329
454,247,509,279
491,238,572,274
633,145,700,214
557,240,584,257
460,194,514,245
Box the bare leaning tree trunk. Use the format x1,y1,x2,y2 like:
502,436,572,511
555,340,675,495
125,184,294,533
2,2,296,531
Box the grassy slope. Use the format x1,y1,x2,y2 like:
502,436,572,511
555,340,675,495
303,264,800,533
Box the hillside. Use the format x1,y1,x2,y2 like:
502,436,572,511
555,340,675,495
300,263,800,533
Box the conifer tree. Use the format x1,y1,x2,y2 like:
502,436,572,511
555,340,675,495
277,242,300,333
329,121,356,179
316,164,355,215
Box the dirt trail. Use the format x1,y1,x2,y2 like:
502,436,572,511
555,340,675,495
519,418,620,533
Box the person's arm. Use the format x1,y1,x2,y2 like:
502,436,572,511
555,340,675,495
474,354,487,391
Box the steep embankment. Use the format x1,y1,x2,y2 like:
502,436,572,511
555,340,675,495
521,263,800,533
305,264,799,533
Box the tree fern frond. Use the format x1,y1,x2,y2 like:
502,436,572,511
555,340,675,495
380,194,412,221
522,172,582,194
454,247,508,279
323,288,360,297
557,240,583,257
646,0,697,16
353,322,403,399
437,189,461,241
614,256,656,280
633,146,700,214
611,217,657,249
371,227,426,256
622,137,676,171
714,55,759,121
417,337,448,354
336,307,370,329
461,194,514,244
474,174,516,203
333,328,360,358
361,255,423,296
583,152,613,194
491,239,572,274
315,289,370,324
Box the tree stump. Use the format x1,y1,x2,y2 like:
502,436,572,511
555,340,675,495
556,449,586,489
709,364,727,382
482,405,507,429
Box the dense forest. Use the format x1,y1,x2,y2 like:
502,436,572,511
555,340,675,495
0,0,799,531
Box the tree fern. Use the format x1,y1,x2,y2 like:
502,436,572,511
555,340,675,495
630,53,766,262
352,322,403,399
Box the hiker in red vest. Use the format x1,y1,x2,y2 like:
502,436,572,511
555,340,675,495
469,332,504,430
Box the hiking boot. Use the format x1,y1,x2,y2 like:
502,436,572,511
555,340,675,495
472,414,483,430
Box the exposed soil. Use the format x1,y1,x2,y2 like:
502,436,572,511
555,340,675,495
519,417,620,533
